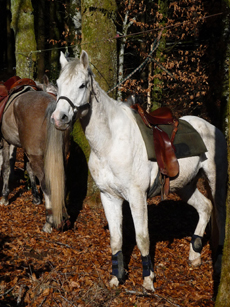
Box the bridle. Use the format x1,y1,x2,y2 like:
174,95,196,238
56,74,98,115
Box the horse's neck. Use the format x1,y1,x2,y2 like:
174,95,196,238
82,88,118,153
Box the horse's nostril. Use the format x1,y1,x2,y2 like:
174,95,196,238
61,113,68,122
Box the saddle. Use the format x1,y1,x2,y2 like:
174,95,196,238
0,76,39,122
131,104,179,199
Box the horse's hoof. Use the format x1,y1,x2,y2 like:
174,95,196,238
32,198,42,205
143,271,155,291
42,222,53,233
0,198,9,206
189,256,201,267
109,276,119,288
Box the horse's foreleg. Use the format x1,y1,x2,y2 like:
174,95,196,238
179,186,212,266
0,140,11,206
129,193,155,291
100,193,125,287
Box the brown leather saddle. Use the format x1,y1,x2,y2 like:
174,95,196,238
131,104,179,199
0,76,40,122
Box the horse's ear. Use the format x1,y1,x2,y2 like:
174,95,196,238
60,51,68,69
80,50,89,69
42,74,49,85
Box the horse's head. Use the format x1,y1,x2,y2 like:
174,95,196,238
35,75,57,95
51,50,92,130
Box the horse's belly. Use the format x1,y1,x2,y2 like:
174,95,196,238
169,155,201,191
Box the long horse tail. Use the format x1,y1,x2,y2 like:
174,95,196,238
44,103,68,228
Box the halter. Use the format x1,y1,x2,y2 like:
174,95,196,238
56,74,98,115
56,95,79,114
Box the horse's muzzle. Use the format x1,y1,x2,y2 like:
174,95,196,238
51,112,70,131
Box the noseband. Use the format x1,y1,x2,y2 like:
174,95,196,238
56,96,79,114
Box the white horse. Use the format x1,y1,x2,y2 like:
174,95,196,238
51,50,227,291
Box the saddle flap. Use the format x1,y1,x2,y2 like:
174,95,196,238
153,126,179,178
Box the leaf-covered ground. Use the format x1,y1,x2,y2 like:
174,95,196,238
0,149,216,306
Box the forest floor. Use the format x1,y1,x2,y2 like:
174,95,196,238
0,148,218,307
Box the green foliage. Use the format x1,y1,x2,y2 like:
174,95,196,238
71,120,90,160
71,120,99,196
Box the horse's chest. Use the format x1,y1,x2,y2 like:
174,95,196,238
89,155,125,196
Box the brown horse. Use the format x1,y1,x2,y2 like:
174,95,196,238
0,85,69,233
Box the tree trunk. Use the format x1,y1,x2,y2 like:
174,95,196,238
6,0,14,74
81,0,117,95
116,4,135,100
36,0,46,82
48,0,62,81
214,2,230,305
77,0,117,196
215,70,230,305
11,0,37,78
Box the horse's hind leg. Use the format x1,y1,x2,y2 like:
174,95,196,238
0,140,11,206
24,155,42,205
26,154,53,233
9,145,16,180
178,181,213,266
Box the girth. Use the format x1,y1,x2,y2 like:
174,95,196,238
131,104,179,199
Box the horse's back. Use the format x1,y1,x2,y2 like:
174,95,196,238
14,90,54,119
180,115,227,156
179,115,227,188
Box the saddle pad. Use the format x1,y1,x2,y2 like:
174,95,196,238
133,110,207,160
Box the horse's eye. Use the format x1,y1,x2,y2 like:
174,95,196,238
79,83,86,89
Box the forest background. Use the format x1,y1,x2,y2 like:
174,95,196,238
0,0,230,305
